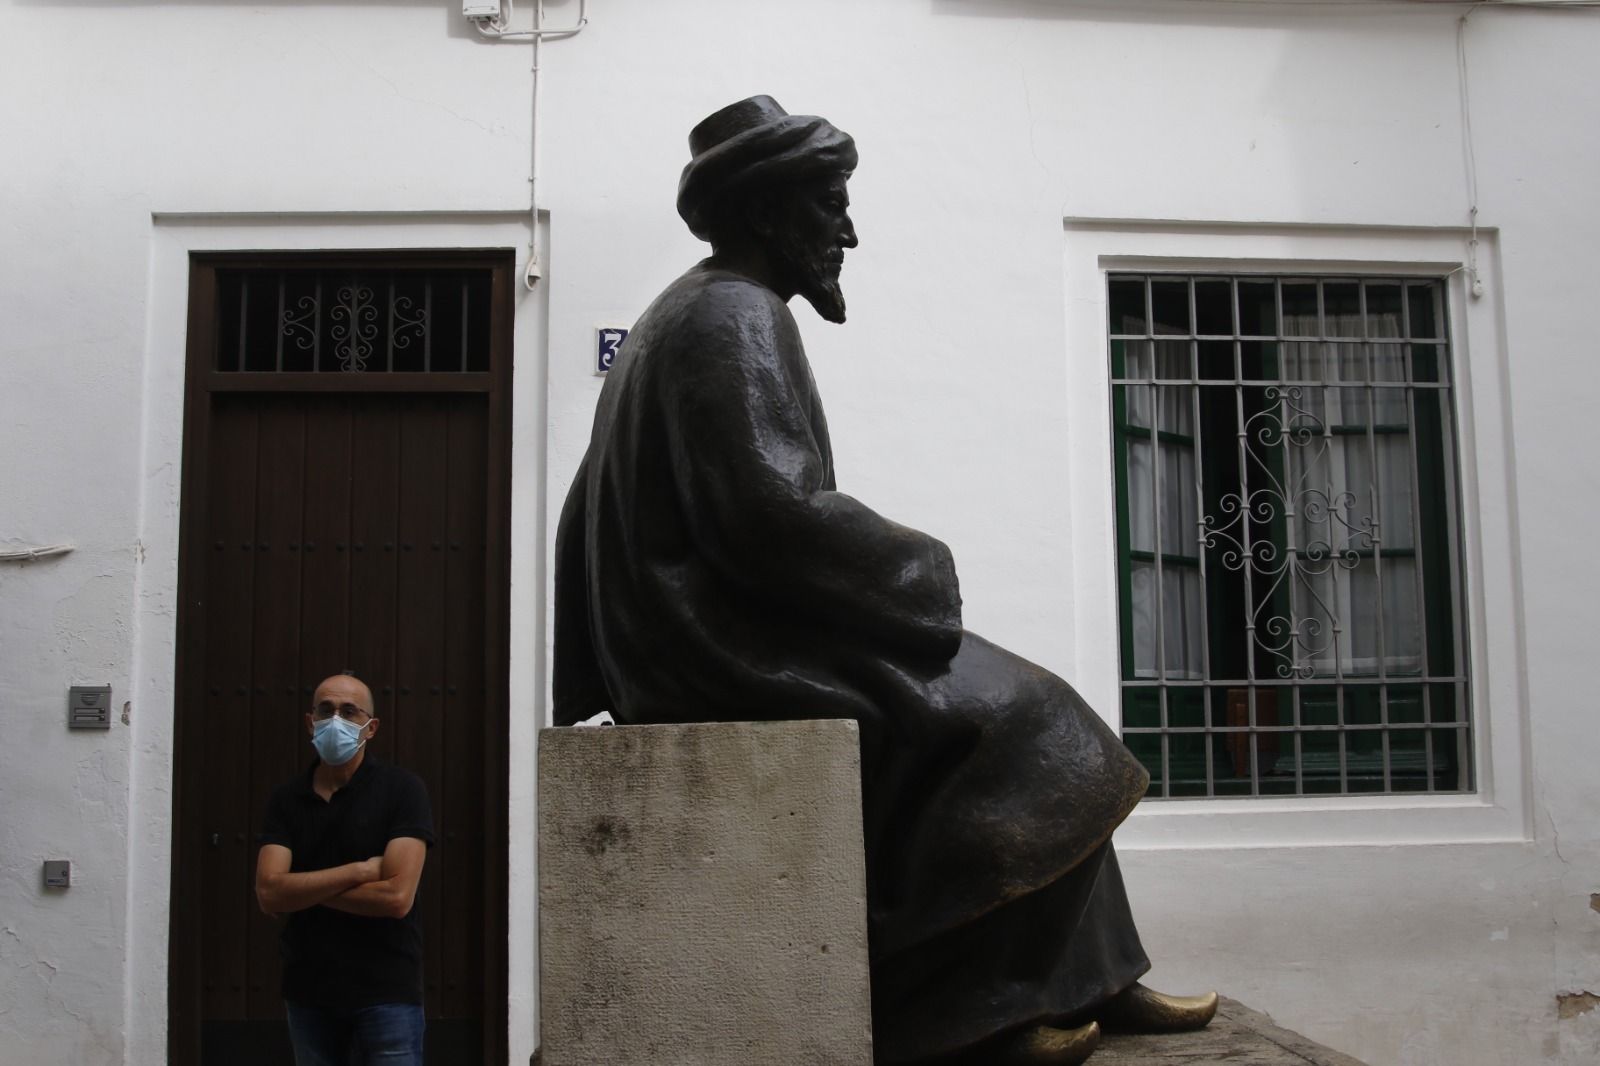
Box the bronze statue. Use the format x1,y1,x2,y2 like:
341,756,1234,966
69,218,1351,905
554,95,1217,1065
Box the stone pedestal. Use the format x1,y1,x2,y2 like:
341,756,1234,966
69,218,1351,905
537,720,873,1066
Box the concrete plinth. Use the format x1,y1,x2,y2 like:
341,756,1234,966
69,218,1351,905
537,720,873,1066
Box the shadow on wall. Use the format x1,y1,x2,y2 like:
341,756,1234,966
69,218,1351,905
11,0,587,44
933,0,1459,31
1254,5,1466,227
15,0,441,5
932,0,1467,228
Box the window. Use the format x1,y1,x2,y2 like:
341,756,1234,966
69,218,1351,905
1108,273,1470,798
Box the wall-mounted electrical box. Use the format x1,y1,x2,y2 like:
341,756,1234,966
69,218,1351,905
67,685,112,729
463,0,501,18
43,861,71,889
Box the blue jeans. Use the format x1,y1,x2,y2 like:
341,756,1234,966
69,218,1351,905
285,1001,425,1066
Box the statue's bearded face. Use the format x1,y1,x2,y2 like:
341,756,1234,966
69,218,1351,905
771,173,858,324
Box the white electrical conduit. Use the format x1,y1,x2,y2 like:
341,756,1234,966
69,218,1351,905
474,0,588,40
475,0,591,290
1443,1,1600,295
0,544,75,562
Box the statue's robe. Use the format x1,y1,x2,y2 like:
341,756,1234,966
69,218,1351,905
554,264,1152,1063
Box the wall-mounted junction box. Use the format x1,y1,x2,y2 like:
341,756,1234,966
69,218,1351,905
67,685,112,729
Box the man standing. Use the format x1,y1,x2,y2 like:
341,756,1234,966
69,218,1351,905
554,97,1215,1065
255,672,434,1066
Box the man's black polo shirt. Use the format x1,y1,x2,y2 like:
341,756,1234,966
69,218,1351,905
259,754,435,1007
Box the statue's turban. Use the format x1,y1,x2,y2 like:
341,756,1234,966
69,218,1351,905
677,96,857,242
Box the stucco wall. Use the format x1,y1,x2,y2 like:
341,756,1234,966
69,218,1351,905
1,1,1596,1064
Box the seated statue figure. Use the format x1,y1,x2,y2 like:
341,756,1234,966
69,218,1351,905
554,95,1217,1066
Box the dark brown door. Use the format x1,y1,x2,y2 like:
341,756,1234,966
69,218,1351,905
169,254,512,1066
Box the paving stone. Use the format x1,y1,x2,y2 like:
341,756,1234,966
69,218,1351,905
1094,997,1369,1065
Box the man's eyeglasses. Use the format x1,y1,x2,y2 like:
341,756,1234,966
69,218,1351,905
312,701,373,724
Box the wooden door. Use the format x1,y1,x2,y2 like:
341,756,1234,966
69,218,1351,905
169,253,512,1066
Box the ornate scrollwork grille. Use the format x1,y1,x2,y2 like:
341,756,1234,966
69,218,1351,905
215,267,491,373
1108,274,1470,799
1199,385,1377,681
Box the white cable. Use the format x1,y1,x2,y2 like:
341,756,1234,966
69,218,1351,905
1451,1,1598,294
527,0,543,290
1457,7,1487,298
0,544,75,562
471,0,591,290
473,0,588,41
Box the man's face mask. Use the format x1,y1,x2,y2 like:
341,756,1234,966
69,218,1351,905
311,713,369,767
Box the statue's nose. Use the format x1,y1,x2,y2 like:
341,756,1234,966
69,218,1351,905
839,218,859,249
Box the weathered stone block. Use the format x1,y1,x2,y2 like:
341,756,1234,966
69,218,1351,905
538,720,873,1066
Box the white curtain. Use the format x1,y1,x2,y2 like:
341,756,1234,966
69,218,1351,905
1127,341,1204,680
1282,310,1422,678
1124,313,1426,681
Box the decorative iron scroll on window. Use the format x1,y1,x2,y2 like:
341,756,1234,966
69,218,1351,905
1198,385,1377,680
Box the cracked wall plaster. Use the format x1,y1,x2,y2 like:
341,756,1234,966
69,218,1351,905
1558,992,1600,1020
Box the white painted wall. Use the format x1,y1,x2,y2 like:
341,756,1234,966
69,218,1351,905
1,1,1596,1063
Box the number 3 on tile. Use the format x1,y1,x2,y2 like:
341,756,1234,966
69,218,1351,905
597,327,629,375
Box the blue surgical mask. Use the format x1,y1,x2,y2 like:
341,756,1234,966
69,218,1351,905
311,715,368,767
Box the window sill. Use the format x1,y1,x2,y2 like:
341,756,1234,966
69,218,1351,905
1118,789,1528,851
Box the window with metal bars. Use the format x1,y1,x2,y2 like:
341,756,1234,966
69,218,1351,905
1108,273,1471,798
214,266,493,373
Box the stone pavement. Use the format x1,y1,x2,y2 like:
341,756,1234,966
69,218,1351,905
1094,998,1368,1065
527,994,1368,1065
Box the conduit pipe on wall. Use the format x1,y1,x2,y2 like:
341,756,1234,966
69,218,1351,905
474,0,590,290
1447,0,1600,294
0,544,75,562
474,0,588,40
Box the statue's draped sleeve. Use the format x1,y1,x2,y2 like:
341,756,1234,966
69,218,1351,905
552,450,611,726
661,290,963,661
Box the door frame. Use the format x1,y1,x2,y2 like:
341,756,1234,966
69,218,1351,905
167,249,513,1066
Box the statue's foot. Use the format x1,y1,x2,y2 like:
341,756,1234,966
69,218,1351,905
1097,982,1218,1033
981,1020,1101,1065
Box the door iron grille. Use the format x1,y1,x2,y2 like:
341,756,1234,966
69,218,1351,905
215,267,493,373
